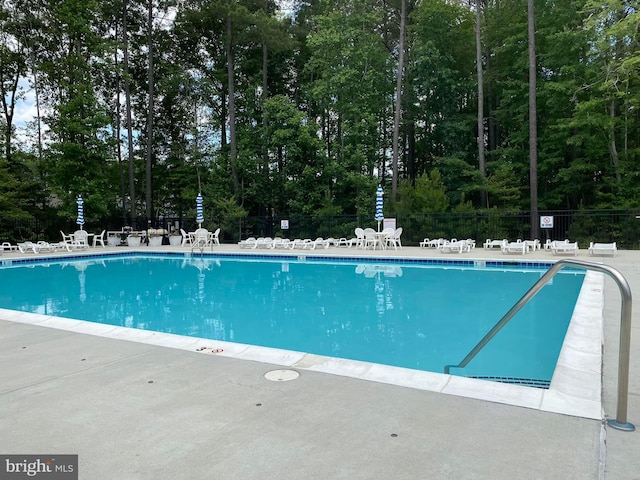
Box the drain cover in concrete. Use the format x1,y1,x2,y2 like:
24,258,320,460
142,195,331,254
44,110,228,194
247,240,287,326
264,369,300,382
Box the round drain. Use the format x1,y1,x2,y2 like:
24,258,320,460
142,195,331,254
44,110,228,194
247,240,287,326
264,369,300,382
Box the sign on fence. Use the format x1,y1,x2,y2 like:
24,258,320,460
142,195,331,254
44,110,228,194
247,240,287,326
383,218,396,230
540,216,554,229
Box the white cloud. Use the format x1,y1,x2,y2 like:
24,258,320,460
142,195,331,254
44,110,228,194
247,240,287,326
11,77,38,126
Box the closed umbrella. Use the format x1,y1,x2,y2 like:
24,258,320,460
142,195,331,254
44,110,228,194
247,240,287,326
196,193,204,228
374,185,384,232
76,195,85,230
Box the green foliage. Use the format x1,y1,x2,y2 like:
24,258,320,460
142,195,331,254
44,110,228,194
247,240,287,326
1,0,640,230
395,171,449,214
433,157,487,209
214,197,247,242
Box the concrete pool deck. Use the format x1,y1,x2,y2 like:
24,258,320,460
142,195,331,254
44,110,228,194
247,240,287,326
0,243,638,479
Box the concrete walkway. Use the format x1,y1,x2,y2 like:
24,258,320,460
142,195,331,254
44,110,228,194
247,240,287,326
0,243,638,479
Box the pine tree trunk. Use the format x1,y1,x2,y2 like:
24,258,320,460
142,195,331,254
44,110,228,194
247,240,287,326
227,17,240,199
145,0,154,222
528,0,539,239
123,0,136,227
476,0,487,208
391,0,406,201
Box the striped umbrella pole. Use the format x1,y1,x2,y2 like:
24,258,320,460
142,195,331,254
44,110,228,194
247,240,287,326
196,193,204,228
76,195,85,230
374,185,384,232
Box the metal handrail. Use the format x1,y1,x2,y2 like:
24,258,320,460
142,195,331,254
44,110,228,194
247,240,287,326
444,259,635,432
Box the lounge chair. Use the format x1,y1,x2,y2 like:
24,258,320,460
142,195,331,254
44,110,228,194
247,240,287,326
523,239,541,251
309,237,330,250
588,242,616,257
502,241,527,255
290,238,312,249
238,237,257,248
36,241,66,253
255,237,275,249
483,239,506,250
18,241,65,254
336,238,349,247
273,238,291,249
324,238,341,247
438,240,470,254
17,242,38,253
249,237,265,248
550,240,579,256
420,238,444,249
1,242,17,252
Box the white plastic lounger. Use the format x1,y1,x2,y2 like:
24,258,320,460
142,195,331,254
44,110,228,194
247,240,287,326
523,239,541,251
1,242,17,252
502,241,527,255
588,242,616,257
18,241,65,254
17,242,39,253
271,238,290,249
290,239,312,249
238,237,256,248
438,240,470,254
420,238,444,248
550,240,579,255
36,241,66,253
483,239,506,250
255,237,274,249
308,238,330,250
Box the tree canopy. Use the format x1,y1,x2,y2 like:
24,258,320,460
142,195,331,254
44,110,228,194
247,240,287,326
1,0,638,230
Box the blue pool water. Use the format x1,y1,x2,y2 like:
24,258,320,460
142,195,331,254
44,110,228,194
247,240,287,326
0,254,585,385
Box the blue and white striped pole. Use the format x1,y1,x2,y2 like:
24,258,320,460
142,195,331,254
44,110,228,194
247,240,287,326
374,185,384,232
76,195,85,230
196,193,204,228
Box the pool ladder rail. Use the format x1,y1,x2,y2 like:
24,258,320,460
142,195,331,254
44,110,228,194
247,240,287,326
444,259,635,432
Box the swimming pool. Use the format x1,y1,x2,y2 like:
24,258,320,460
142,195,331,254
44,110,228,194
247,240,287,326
0,253,585,386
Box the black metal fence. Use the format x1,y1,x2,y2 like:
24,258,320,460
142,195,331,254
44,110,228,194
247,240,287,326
2,209,640,248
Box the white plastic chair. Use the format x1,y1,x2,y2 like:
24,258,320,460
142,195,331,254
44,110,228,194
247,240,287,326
385,227,403,250
93,230,106,248
210,227,220,245
348,228,365,248
60,230,73,244
180,228,193,247
363,229,380,250
191,228,211,252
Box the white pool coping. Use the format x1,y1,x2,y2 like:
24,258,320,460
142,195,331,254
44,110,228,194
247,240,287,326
0,258,603,421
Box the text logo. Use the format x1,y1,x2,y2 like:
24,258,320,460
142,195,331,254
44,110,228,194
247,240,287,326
0,455,77,480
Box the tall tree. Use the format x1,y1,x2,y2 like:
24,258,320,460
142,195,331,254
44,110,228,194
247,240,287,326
0,0,29,166
122,0,137,225
391,0,406,202
528,0,538,238
145,0,154,221
476,0,487,208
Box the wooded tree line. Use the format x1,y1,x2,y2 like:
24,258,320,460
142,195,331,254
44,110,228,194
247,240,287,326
0,0,638,230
